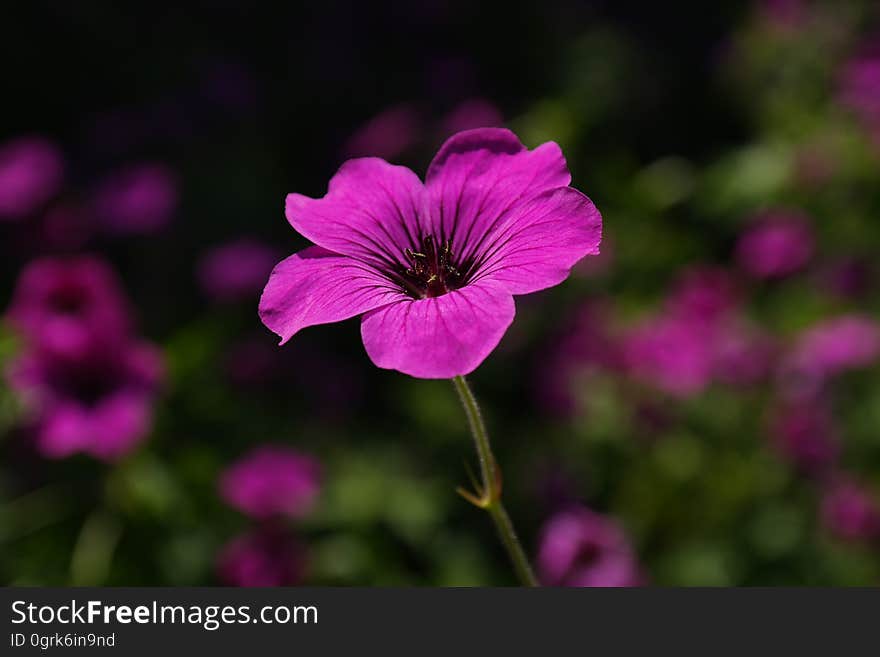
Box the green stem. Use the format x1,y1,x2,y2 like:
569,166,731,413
452,375,538,587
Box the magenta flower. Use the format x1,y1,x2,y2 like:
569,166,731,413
198,239,282,303
711,321,777,386
217,526,306,587
0,136,64,220
799,315,880,373
7,339,163,461
769,400,839,476
219,446,322,520
260,128,601,378
820,478,880,542
536,506,643,587
781,315,880,393
623,316,774,396
664,266,740,324
6,257,131,362
622,314,715,397
91,163,178,234
342,103,423,160
735,210,815,279
5,256,163,461
839,43,880,128
620,267,773,396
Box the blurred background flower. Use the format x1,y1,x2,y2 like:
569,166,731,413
0,136,64,220
90,164,178,235
216,525,307,587
537,506,643,587
734,210,815,279
820,477,880,543
6,257,132,361
219,446,321,520
4,256,163,462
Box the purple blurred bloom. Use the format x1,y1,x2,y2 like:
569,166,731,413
260,128,602,378
820,478,880,542
839,43,880,128
769,400,839,476
622,267,774,395
799,315,880,373
547,267,766,401
7,339,163,461
342,103,423,160
91,164,178,234
219,446,321,520
621,268,726,396
198,239,282,303
537,506,644,587
664,266,740,324
5,256,163,461
6,257,131,362
623,314,715,397
735,210,814,279
440,98,503,136
217,526,306,587
712,321,777,386
0,136,64,220
781,315,880,394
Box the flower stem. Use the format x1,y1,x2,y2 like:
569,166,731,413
452,375,538,587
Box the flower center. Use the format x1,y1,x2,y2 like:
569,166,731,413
55,364,120,407
573,541,601,570
398,235,462,299
49,283,89,315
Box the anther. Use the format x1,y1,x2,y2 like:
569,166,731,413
397,235,464,299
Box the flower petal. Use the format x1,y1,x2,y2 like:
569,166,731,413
259,246,404,344
87,392,154,461
360,280,515,378
469,187,602,295
35,393,155,462
36,401,91,459
285,158,425,267
424,128,571,262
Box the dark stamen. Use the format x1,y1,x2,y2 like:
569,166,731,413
397,235,462,298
